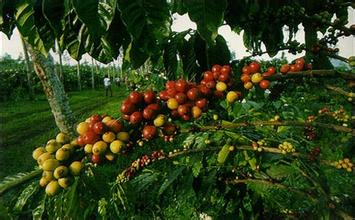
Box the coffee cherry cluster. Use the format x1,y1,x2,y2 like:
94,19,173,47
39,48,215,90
252,140,267,152
160,64,236,121
118,150,166,181
240,61,271,90
279,57,311,74
120,90,163,140
333,158,353,172
278,141,295,154
76,114,131,164
307,115,316,122
32,132,83,196
332,108,350,123
308,147,321,161
304,125,317,141
318,107,350,125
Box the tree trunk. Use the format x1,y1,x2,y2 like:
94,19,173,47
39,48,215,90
77,61,82,91
26,42,76,137
91,58,95,89
95,61,100,86
304,23,333,69
21,37,35,100
57,40,64,83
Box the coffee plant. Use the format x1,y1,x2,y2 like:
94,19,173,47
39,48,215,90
1,0,354,219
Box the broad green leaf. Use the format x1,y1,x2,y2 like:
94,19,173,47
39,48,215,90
118,0,171,68
0,1,16,38
171,0,187,15
266,164,297,180
33,0,55,52
184,0,227,45
158,167,185,196
32,195,46,220
118,0,170,42
208,35,231,65
15,0,48,56
72,0,116,38
42,0,65,36
177,35,199,79
193,33,208,71
262,25,283,57
163,34,179,80
60,10,85,60
191,155,203,177
14,181,39,212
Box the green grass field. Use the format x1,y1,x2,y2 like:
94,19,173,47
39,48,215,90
0,87,128,179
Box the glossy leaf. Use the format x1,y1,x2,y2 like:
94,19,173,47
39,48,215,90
14,182,39,212
184,0,227,45
15,0,48,56
0,1,16,38
33,0,55,52
60,11,85,60
177,35,199,79
171,0,187,15
163,33,187,80
208,35,231,66
42,0,65,36
72,0,116,38
118,0,171,68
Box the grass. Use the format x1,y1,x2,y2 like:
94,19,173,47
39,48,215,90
0,86,128,179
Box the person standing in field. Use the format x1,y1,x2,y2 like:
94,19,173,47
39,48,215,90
104,75,112,97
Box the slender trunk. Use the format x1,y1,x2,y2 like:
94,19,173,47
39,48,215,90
21,37,35,100
91,58,95,89
25,42,75,137
77,61,82,91
95,61,99,87
57,41,64,83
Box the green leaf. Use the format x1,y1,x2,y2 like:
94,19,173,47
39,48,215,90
118,0,171,68
60,10,85,60
42,0,65,36
14,181,39,212
15,0,49,56
64,177,80,217
32,195,46,220
158,167,185,196
163,34,179,80
72,0,116,38
118,0,170,42
208,35,231,65
0,1,16,38
266,164,297,180
171,0,187,15
33,0,55,52
177,35,199,79
0,169,41,196
184,0,227,45
191,154,203,177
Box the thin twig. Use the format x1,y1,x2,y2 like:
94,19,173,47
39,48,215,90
197,120,355,135
325,84,355,98
265,70,355,80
